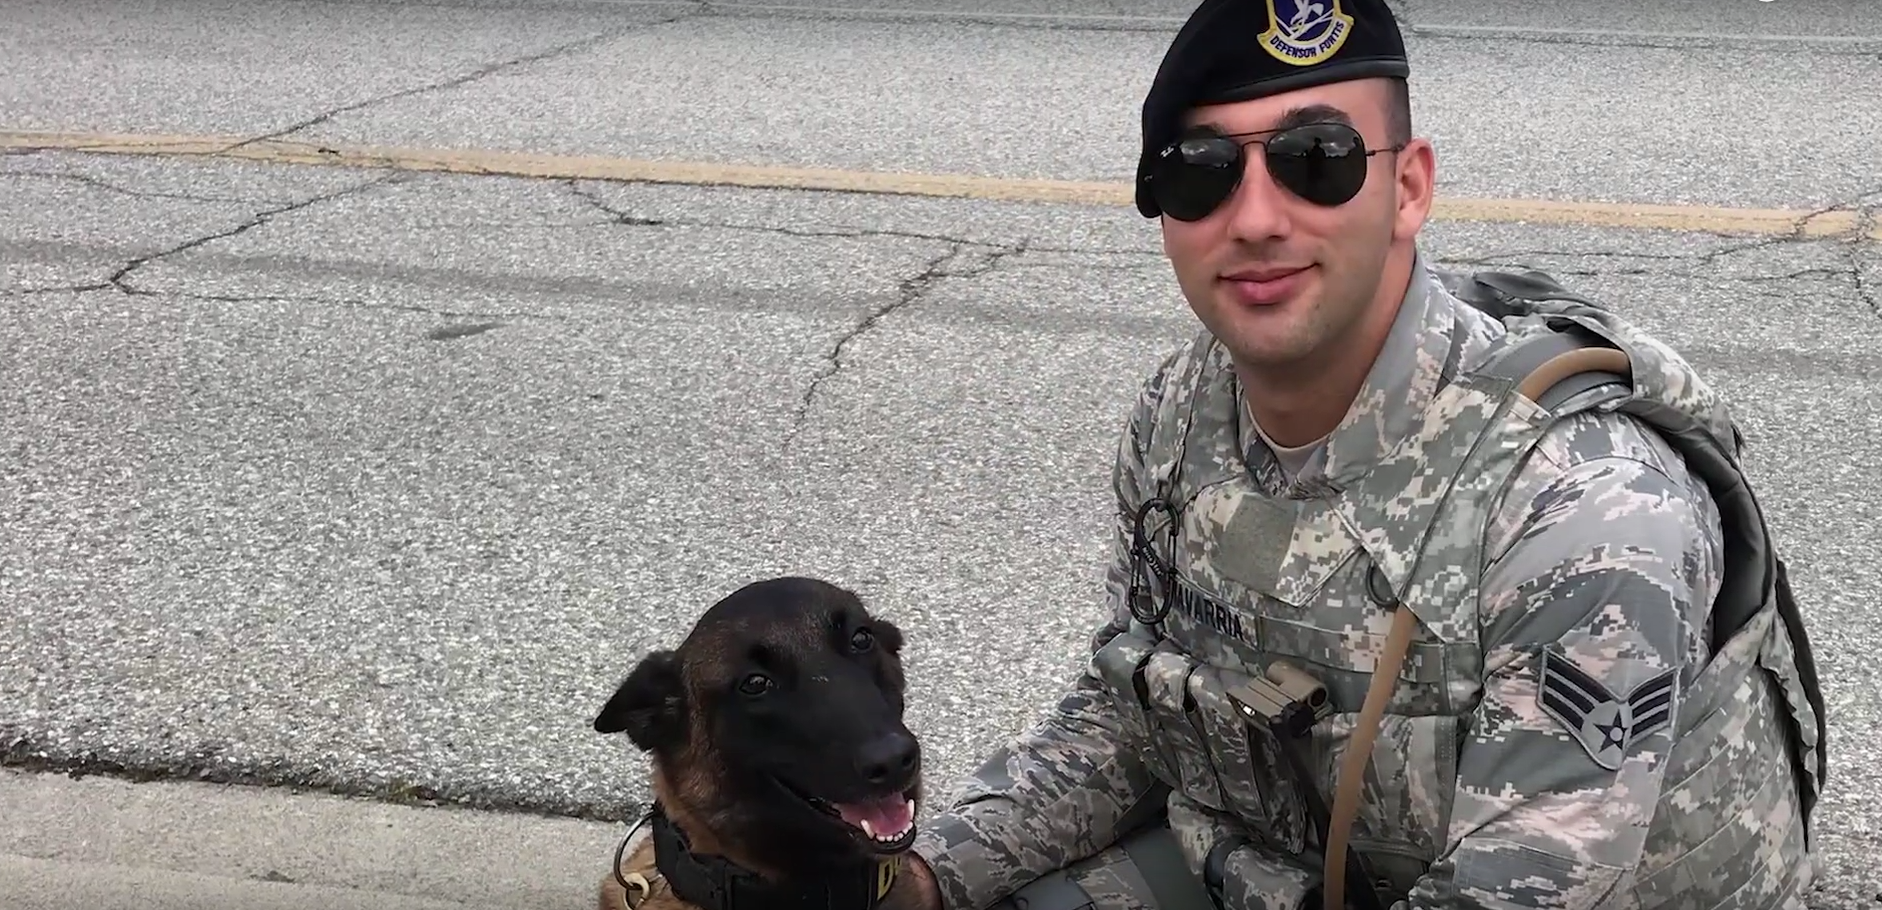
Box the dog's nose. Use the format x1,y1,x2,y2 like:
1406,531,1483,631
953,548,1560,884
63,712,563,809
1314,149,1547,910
855,731,919,786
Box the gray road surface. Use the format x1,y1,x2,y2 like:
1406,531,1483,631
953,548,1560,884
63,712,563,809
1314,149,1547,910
3,1,1880,908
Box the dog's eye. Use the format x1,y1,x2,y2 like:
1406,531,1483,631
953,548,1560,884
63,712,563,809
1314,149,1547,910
737,673,773,696
849,628,874,652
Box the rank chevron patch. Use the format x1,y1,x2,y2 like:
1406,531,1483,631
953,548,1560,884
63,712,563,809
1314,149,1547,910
1536,644,1678,771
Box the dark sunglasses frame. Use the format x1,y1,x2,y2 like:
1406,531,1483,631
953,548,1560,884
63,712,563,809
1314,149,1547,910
1144,121,1406,222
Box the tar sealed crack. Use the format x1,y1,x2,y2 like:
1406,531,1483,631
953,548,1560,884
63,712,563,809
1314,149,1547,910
692,2,1179,34
1446,243,1880,322
1853,250,1879,320
562,179,992,247
784,240,1027,446
180,292,553,335
14,282,549,336
0,733,638,823
226,11,703,151
1408,26,1882,58
1447,186,1882,324
1851,206,1881,321
0,170,282,206
426,320,505,341
10,175,399,298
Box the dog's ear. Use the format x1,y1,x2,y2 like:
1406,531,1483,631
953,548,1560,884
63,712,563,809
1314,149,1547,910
593,649,686,752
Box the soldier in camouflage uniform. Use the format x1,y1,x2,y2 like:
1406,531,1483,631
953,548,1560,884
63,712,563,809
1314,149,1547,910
887,0,1831,909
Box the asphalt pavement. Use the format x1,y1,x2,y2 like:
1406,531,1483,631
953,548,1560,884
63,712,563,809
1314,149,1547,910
2,0,1880,907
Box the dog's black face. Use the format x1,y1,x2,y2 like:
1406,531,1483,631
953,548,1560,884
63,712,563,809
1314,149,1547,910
594,576,923,873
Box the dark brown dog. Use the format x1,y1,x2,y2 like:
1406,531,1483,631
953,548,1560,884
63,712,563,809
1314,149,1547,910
591,576,925,910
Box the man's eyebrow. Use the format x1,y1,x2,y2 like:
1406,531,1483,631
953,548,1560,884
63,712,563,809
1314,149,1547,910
1214,103,1356,139
1275,104,1354,129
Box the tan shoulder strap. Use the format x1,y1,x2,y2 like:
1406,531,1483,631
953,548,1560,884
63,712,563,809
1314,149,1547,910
1320,345,1635,910
1321,603,1418,910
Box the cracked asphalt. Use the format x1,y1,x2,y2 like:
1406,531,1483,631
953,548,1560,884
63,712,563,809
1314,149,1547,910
3,0,1881,907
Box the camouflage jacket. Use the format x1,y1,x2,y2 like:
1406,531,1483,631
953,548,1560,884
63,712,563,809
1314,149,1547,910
912,252,1826,910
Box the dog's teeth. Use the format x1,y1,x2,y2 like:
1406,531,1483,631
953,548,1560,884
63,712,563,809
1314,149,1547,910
861,819,876,839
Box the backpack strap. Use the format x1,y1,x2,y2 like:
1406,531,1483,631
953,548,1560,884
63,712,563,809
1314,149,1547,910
1325,271,1830,908
1453,269,1826,807
1321,326,1629,910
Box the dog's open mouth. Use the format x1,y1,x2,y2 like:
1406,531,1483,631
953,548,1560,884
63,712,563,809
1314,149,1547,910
825,794,917,850
780,779,920,853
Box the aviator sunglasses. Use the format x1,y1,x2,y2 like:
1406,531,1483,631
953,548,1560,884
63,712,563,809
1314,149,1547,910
1145,121,1406,221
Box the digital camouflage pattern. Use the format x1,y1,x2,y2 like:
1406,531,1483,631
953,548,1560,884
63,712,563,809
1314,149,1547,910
910,252,1823,910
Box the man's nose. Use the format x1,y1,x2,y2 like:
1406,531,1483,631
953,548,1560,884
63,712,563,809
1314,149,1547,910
1220,150,1294,241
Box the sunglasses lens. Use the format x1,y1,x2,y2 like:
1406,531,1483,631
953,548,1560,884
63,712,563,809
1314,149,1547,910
1265,123,1369,206
1150,135,1244,221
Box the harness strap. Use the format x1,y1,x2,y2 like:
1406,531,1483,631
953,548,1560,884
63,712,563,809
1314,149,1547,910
1322,601,1419,910
646,803,901,910
1321,343,1634,910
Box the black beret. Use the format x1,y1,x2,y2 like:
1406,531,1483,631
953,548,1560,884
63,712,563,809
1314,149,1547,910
1134,0,1411,217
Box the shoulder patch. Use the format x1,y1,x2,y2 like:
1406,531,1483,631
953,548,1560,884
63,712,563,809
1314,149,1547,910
1536,644,1677,771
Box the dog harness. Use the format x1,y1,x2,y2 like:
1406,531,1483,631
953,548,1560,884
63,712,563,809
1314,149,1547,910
614,802,905,910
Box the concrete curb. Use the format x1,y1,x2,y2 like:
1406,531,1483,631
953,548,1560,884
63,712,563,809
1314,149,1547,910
0,767,623,909
0,854,477,910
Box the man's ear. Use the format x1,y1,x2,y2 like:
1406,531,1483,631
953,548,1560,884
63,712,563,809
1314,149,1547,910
593,649,686,752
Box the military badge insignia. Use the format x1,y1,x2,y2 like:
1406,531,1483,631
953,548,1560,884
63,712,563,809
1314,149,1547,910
1258,0,1356,67
1536,644,1677,771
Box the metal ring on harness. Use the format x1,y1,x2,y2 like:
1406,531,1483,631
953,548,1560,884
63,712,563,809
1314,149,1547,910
1128,496,1181,627
611,811,658,908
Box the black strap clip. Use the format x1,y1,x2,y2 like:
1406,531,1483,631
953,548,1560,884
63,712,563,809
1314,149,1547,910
1127,496,1181,627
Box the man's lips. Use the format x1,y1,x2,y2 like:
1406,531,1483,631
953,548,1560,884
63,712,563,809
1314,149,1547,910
1221,265,1311,306
1223,265,1309,282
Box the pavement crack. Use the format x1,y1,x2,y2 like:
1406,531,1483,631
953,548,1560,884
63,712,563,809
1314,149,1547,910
1848,223,1879,322
1449,184,1882,282
560,179,991,247
562,181,1177,256
784,240,1028,447
1855,262,1878,321
1005,259,1159,273
104,175,399,295
1738,267,1853,283
3,284,112,297
1442,248,1689,276
224,12,701,151
174,291,559,325
1405,27,1882,57
0,170,278,205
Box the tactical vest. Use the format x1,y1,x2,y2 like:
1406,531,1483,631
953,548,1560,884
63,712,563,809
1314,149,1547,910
1086,267,1828,910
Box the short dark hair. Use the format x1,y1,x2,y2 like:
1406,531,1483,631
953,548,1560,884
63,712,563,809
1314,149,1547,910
1384,77,1412,147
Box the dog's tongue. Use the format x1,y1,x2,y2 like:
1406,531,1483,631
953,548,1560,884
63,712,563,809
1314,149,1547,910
833,795,914,838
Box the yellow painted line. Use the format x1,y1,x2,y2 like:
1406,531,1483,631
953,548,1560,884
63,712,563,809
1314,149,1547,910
2,129,1870,241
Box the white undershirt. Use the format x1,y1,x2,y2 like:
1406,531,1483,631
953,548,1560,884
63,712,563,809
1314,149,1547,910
1244,396,1326,479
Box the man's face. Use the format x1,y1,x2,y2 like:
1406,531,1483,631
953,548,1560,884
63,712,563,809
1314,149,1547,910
1158,77,1432,376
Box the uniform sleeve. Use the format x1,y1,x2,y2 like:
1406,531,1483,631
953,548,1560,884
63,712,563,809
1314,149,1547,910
908,353,1181,910
1399,419,1725,909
